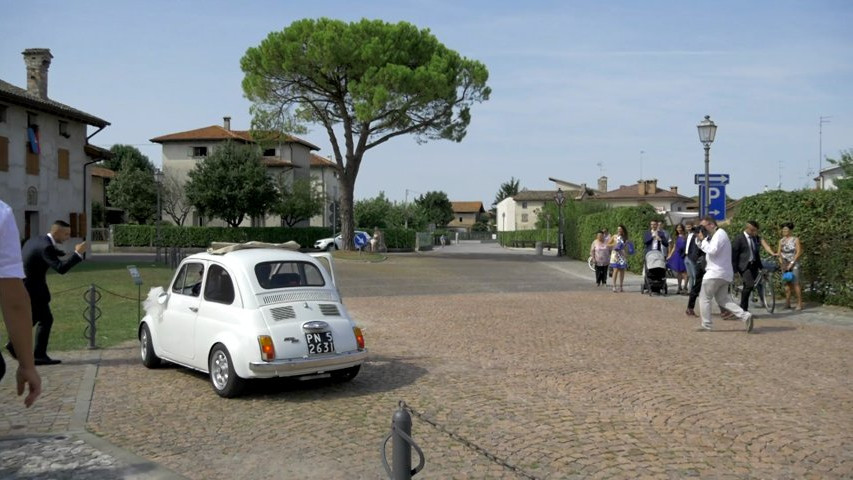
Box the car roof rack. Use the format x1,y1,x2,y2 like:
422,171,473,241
207,241,301,255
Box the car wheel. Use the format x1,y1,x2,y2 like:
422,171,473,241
140,324,161,368
325,243,334,252
331,365,360,382
209,344,245,398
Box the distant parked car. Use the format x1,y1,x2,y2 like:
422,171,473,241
139,242,367,398
313,231,369,251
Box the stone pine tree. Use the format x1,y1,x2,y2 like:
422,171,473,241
184,141,277,228
241,18,490,249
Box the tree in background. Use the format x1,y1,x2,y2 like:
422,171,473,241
415,191,454,228
493,176,521,206
270,177,325,227
354,192,393,229
185,141,277,228
161,172,192,226
103,145,154,173
241,18,490,249
826,149,853,190
106,167,157,224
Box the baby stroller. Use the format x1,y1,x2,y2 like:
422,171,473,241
641,249,669,295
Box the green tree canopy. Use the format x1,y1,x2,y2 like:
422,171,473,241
241,18,490,248
354,192,393,229
270,177,326,227
415,191,454,228
103,145,154,173
184,141,277,228
494,177,521,206
826,149,853,190
106,167,157,224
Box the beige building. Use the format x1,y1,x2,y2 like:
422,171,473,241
448,201,486,232
0,48,110,243
151,119,338,228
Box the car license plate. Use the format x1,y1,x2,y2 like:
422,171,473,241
305,332,335,355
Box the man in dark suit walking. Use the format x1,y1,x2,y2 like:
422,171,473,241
731,220,775,312
5,220,87,365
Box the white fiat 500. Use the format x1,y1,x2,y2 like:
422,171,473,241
139,242,367,398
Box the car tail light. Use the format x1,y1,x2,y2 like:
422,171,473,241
353,327,365,350
258,335,275,361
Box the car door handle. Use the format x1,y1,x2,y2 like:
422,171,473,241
189,307,198,313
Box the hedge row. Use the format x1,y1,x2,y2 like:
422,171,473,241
113,225,417,250
728,189,853,308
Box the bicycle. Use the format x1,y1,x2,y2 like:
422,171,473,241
729,261,777,314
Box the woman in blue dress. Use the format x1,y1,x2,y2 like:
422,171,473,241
666,223,688,294
607,225,629,292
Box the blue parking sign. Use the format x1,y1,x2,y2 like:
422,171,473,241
699,185,726,221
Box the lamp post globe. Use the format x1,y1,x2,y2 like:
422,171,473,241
696,115,717,218
554,188,565,257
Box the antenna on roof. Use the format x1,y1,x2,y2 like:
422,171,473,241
596,161,604,176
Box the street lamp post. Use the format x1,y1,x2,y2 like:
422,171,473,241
554,188,565,257
154,168,164,263
696,115,717,218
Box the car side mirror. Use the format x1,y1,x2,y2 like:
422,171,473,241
158,291,169,305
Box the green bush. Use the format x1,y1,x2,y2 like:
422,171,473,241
728,189,853,307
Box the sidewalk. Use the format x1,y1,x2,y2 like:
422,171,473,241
0,349,184,479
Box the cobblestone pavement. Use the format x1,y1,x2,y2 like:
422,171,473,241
2,242,851,479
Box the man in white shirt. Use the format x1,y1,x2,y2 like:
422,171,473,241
0,200,42,407
696,216,754,332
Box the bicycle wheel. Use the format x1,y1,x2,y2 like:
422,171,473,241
588,256,595,271
761,273,775,314
729,275,743,304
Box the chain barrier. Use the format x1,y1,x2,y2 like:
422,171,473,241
93,284,141,301
82,284,102,349
403,402,541,480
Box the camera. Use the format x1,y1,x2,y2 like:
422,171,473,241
690,226,701,234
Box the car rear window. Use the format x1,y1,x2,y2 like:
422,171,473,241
255,261,326,289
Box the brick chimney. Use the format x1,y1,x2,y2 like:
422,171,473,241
23,48,53,99
223,116,231,130
649,179,658,194
638,180,645,196
597,176,608,193
670,186,678,194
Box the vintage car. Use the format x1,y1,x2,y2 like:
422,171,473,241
139,242,367,397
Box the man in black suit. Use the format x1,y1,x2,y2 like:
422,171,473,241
643,220,669,253
5,220,87,365
731,220,775,312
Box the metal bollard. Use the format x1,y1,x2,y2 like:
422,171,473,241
381,401,425,479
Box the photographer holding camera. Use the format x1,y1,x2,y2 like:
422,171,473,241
695,216,754,332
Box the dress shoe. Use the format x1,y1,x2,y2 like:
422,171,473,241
5,343,16,360
685,309,697,317
34,357,62,366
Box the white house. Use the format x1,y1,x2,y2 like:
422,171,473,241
0,48,110,242
151,118,339,228
815,164,846,190
595,179,693,213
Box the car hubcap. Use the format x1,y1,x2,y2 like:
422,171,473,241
211,351,229,390
140,330,148,360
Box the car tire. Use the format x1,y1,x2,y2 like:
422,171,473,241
331,365,360,382
140,323,161,368
209,344,245,398
325,243,334,252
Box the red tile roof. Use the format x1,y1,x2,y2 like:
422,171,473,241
150,125,320,151
451,201,485,213
310,153,337,167
596,183,692,200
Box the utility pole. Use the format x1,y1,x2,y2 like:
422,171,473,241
819,115,832,188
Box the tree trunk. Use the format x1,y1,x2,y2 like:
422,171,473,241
339,170,356,250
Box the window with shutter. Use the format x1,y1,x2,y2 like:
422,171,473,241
0,136,8,171
26,142,39,175
58,148,70,179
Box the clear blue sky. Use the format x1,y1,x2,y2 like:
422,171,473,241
2,0,851,204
